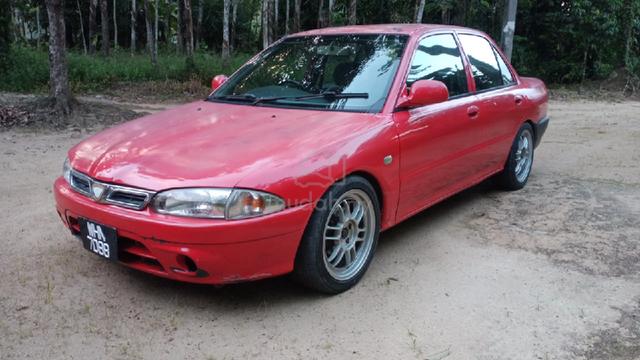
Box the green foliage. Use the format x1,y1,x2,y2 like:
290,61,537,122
0,0,12,70
0,46,250,92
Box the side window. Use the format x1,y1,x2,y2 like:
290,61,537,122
406,34,468,97
493,47,515,85
459,34,503,91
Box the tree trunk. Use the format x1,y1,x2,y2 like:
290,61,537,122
100,0,110,55
231,0,238,51
195,0,203,49
328,0,334,26
88,0,98,53
154,0,158,56
182,0,194,61
131,0,136,53
45,0,72,115
77,0,88,54
284,0,289,34
267,0,274,44
293,0,300,32
113,0,118,48
499,0,517,61
414,0,425,23
36,6,42,50
348,0,356,25
440,6,449,25
274,0,279,36
622,0,635,70
144,0,157,64
177,0,184,53
262,0,269,49
318,0,326,28
222,0,230,63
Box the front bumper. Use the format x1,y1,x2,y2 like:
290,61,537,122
54,177,314,284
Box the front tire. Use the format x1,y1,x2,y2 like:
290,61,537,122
293,176,380,294
498,123,535,190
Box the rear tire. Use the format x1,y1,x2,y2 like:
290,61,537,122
498,123,535,190
293,176,380,294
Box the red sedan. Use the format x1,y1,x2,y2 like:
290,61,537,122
54,24,549,293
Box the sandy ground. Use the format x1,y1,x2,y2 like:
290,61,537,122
1,99,639,359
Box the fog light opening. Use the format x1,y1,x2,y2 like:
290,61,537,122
176,254,198,273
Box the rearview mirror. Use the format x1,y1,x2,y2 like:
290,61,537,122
211,75,229,91
397,80,449,109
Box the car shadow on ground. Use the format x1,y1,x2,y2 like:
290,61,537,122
118,177,503,306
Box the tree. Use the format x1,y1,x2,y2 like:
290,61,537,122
44,0,72,115
348,0,356,25
262,0,269,48
77,0,88,54
130,0,137,53
181,0,194,63
500,0,517,61
414,0,425,23
144,0,157,64
154,0,158,56
88,0,98,53
318,0,327,28
231,0,238,50
100,0,110,55
327,0,334,26
195,0,203,49
222,0,230,63
274,0,279,36
113,0,118,48
293,0,300,32
0,0,11,71
177,0,184,52
285,0,289,33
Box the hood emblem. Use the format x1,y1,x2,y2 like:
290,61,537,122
91,182,108,200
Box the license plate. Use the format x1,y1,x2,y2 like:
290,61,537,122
79,218,118,261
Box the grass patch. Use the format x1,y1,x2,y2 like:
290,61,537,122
0,46,250,93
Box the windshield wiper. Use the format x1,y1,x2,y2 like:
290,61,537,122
208,94,257,103
208,92,369,106
252,91,369,105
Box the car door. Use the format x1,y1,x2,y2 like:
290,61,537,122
395,33,482,220
457,33,520,171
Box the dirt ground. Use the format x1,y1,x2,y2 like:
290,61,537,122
0,97,639,360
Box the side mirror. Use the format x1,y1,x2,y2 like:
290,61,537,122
211,75,229,91
397,79,449,109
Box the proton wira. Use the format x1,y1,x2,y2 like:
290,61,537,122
54,24,549,294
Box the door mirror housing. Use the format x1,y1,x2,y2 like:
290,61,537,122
211,75,229,91
397,80,449,109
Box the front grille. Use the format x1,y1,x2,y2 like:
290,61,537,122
70,172,91,195
107,191,149,209
68,169,155,210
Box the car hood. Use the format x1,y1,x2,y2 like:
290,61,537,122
69,101,387,191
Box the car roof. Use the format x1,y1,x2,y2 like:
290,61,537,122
291,24,482,37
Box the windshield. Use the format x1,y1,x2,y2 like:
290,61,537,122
210,34,408,113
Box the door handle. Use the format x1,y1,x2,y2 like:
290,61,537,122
467,106,479,119
515,95,524,105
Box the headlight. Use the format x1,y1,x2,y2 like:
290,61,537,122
152,188,285,220
63,158,71,183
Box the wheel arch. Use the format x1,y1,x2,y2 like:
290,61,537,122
347,170,384,216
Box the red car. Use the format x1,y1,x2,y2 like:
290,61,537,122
54,24,548,293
